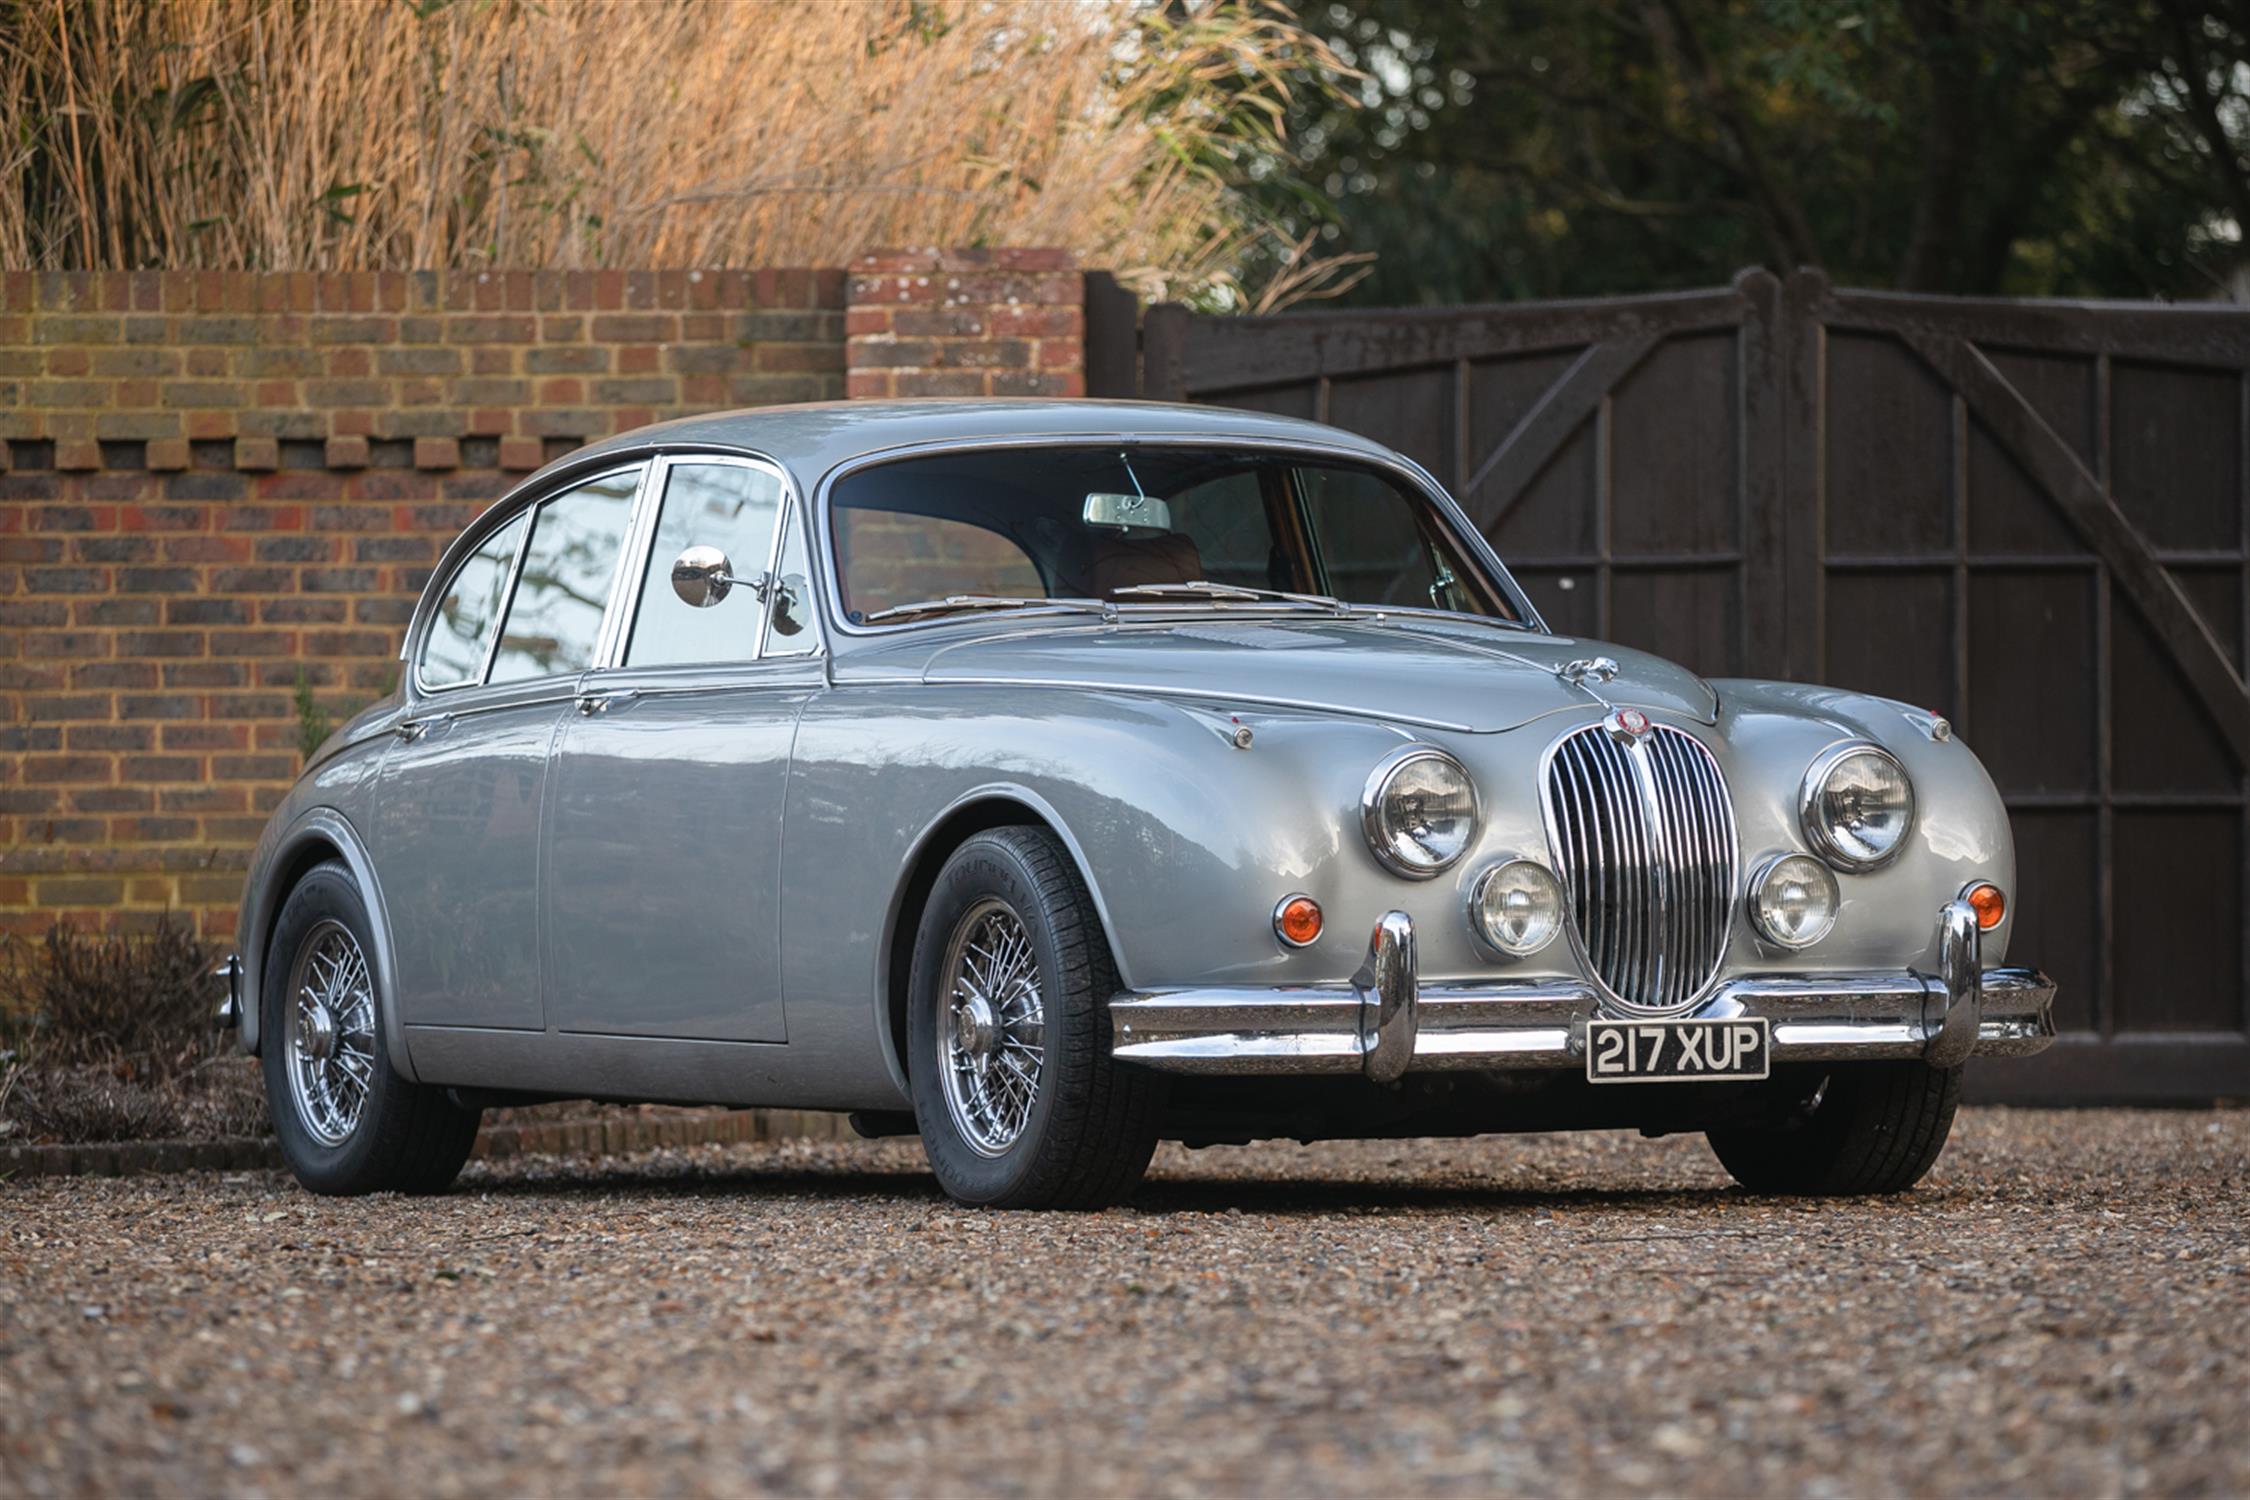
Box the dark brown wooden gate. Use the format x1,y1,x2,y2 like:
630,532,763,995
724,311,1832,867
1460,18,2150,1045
1090,268,2250,1103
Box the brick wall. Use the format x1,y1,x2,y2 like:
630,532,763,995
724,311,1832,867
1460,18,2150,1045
844,248,1084,399
1,255,1089,937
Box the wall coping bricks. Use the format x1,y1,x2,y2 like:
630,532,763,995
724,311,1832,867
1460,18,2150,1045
1,253,1088,935
0,267,853,456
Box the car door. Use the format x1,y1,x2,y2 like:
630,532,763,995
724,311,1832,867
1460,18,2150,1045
542,454,820,1043
372,464,645,1033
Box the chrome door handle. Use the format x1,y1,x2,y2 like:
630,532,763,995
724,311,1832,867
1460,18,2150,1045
575,690,640,716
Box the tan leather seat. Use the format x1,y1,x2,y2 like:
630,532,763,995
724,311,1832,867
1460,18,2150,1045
1087,533,1204,597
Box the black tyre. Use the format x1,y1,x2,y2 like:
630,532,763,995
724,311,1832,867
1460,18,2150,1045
907,827,1161,1209
261,861,481,1195
1706,1060,1962,1196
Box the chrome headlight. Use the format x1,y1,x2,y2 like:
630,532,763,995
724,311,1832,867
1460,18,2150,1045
1470,860,1561,955
1751,854,1839,948
1801,743,1915,870
1361,748,1478,878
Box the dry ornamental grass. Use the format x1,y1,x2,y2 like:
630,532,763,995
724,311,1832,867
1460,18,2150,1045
0,0,1364,307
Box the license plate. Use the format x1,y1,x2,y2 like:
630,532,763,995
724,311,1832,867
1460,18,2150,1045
1586,1016,1770,1084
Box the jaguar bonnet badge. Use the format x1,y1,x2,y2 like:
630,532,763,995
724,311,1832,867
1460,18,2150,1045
1558,656,1620,686
1606,706,1651,741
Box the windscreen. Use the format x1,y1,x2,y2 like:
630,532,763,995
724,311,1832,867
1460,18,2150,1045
827,446,1517,625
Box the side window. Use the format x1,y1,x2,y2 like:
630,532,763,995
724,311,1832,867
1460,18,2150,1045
762,508,818,657
417,512,526,689
489,469,640,684
624,462,785,667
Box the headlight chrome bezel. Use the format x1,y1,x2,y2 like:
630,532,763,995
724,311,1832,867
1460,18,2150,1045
1799,741,1916,872
1360,746,1480,879
1468,859,1563,956
1749,852,1841,949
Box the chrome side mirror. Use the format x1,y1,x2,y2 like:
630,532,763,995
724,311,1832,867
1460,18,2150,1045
670,545,766,609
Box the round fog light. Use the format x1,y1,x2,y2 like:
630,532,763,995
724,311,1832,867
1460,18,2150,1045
1752,854,1839,949
1471,860,1562,956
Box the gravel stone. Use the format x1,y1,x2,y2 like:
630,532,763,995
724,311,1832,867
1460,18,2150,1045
2,1106,2244,1497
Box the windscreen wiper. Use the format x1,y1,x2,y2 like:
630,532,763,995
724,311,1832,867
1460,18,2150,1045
1109,580,1355,615
860,594,1108,625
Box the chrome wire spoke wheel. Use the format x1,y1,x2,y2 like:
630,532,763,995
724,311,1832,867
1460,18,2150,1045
937,897,1046,1157
284,917,378,1148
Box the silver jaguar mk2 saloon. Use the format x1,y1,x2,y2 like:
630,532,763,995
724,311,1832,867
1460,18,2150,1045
221,399,2055,1208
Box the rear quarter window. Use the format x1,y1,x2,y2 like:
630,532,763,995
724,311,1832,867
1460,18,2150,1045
416,513,526,689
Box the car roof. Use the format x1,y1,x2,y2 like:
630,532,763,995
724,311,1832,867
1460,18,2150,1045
552,398,1407,488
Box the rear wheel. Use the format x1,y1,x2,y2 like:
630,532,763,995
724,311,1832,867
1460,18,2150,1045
261,861,481,1195
907,828,1160,1209
1706,1061,1962,1196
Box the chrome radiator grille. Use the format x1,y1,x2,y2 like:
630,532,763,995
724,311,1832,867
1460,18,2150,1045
1542,722,1738,1014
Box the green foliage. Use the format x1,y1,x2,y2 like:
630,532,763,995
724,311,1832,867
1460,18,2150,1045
293,669,332,765
1287,0,2250,302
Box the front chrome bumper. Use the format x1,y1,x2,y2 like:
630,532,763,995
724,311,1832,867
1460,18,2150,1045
1110,899,2055,1078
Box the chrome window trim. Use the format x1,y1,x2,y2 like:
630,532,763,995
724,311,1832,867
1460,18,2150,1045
485,461,650,689
807,433,1547,643
603,451,806,671
410,509,531,698
472,508,539,688
1358,744,1480,880
759,502,829,662
592,457,668,670
410,461,649,696
398,682,589,734
403,444,793,698
1798,739,1915,872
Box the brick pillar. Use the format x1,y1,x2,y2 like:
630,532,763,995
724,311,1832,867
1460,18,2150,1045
845,249,1084,400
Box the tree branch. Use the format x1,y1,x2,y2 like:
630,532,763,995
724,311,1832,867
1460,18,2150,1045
1647,0,1824,271
2157,0,2250,240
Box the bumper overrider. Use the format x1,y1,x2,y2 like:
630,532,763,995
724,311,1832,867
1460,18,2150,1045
1110,899,2055,1080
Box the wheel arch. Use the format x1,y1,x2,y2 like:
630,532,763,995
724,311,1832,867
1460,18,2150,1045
241,808,416,1083
875,786,1122,1094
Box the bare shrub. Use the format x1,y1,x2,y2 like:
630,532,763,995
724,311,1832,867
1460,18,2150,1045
0,0,1356,306
5,1065,186,1144
0,916,216,1081
0,920,276,1144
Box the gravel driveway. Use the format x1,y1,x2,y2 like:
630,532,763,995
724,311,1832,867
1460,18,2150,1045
3,1107,2244,1498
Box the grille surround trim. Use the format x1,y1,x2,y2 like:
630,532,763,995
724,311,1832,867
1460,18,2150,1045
1538,718,1741,1017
